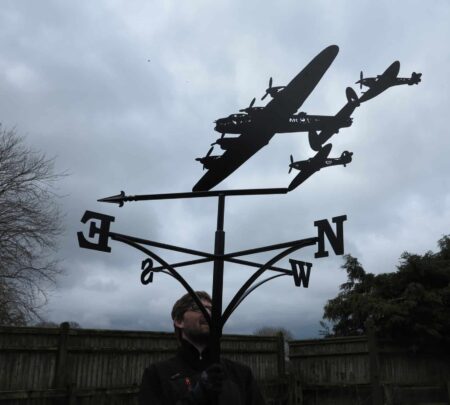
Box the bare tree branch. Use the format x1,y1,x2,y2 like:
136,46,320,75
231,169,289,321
0,125,64,325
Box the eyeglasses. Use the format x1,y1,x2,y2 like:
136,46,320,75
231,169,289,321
187,304,212,313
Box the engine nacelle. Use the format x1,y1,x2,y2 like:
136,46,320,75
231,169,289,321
215,137,240,150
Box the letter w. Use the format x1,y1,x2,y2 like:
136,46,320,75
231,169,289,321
289,259,312,288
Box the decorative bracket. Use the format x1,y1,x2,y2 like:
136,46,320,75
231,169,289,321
78,197,347,361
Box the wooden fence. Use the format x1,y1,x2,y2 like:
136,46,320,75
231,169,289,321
0,323,286,404
4,324,448,405
288,333,450,405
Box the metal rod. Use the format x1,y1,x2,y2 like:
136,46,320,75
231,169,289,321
98,188,288,205
110,231,308,272
224,238,318,258
152,257,292,275
110,234,211,325
109,232,216,260
221,238,317,326
152,258,213,271
210,194,226,362
110,231,309,271
217,194,225,230
233,273,288,310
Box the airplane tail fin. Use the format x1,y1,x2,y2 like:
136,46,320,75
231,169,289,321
346,87,360,106
410,72,422,85
308,130,323,152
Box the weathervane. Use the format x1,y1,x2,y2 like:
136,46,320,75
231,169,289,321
77,45,421,362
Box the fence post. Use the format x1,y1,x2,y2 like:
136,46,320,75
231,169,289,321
366,319,383,405
54,322,70,388
277,332,286,378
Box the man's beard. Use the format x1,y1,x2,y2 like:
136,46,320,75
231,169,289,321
184,325,210,345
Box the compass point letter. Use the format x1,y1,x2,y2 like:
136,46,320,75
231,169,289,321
314,215,347,258
77,211,115,252
289,259,312,287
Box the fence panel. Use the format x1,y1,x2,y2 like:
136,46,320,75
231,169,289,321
0,325,285,404
289,336,450,405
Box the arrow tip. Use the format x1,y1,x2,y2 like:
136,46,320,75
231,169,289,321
98,190,126,207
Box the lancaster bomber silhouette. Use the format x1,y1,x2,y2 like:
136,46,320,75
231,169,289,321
193,45,421,192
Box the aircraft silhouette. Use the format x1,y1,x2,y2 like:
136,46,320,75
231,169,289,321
288,144,353,191
356,61,422,103
307,87,359,152
193,45,341,192
193,47,421,192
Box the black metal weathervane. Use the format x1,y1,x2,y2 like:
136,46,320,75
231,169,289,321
78,45,421,362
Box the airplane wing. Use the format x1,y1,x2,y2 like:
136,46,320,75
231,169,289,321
359,61,400,103
288,144,333,191
193,129,272,192
262,45,339,126
193,45,339,192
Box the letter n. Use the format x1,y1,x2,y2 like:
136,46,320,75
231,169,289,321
289,259,312,288
314,215,347,258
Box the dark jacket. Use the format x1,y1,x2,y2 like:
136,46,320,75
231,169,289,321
139,339,266,405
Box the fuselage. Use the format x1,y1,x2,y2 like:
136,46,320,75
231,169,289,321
214,112,352,135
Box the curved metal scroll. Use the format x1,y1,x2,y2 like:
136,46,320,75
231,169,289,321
221,237,317,326
111,233,211,325
232,273,288,310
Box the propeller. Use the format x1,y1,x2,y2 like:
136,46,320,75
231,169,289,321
211,133,225,146
288,155,294,174
196,146,214,170
261,77,273,100
202,146,214,170
239,97,256,113
359,71,363,89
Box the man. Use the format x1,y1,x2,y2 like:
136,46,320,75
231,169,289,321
139,291,266,405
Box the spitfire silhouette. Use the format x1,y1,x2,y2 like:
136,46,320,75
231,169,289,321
356,61,421,103
194,46,421,192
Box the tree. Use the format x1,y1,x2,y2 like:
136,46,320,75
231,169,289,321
0,126,64,326
34,321,81,328
322,236,450,347
254,326,293,341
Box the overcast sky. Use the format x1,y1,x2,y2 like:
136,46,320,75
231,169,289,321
1,0,449,339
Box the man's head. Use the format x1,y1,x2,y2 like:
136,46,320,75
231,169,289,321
172,291,212,344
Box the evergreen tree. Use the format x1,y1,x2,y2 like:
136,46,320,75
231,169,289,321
322,236,450,347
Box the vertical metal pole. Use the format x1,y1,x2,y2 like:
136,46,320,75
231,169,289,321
210,194,225,363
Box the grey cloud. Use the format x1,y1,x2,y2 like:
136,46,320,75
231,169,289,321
1,1,449,338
